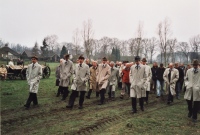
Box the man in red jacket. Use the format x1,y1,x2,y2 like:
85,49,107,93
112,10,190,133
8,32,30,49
120,63,131,99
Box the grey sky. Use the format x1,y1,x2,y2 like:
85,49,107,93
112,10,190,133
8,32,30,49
0,0,200,47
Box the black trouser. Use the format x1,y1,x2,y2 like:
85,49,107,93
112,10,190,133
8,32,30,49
132,98,144,110
187,96,200,120
168,87,173,102
180,80,184,92
96,92,100,97
146,91,149,102
57,86,64,95
68,90,86,107
87,89,92,97
61,87,69,99
25,93,38,107
100,89,106,103
118,82,122,89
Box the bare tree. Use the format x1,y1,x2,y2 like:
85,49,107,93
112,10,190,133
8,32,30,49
45,35,58,52
178,42,190,64
120,40,127,56
99,36,112,55
149,37,158,63
72,28,81,58
134,21,144,56
157,17,172,66
81,19,94,61
128,38,136,59
189,35,200,60
142,38,149,60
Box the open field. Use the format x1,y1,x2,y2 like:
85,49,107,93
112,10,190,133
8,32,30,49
1,69,200,135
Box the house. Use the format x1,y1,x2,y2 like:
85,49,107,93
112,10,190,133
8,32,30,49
0,45,20,60
21,50,60,62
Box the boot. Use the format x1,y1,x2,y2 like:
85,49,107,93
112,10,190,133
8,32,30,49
111,91,115,101
96,92,99,98
130,109,137,114
188,112,192,118
108,92,111,99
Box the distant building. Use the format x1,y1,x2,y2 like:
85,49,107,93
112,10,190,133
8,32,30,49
0,45,20,59
21,50,60,62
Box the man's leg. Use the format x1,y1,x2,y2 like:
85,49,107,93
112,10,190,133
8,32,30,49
180,81,184,92
127,83,131,97
153,80,157,94
187,99,193,117
62,87,69,100
108,86,111,98
33,93,38,105
24,93,34,108
86,89,93,99
99,89,105,105
111,85,115,101
192,101,200,122
161,81,165,96
120,82,126,99
131,97,137,114
96,92,99,97
168,87,173,104
139,98,144,111
79,91,86,109
56,86,61,97
146,91,149,104
176,82,180,99
156,80,161,97
67,90,78,108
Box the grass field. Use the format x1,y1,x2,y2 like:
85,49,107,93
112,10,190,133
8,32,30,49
1,63,200,135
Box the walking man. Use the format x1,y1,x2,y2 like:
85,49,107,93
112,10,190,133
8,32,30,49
107,61,119,101
163,63,179,105
184,59,200,122
156,63,166,98
24,55,42,108
55,59,64,97
86,61,99,99
120,63,131,99
151,62,158,94
60,54,73,100
66,55,90,109
175,62,184,99
141,58,152,104
130,56,147,114
96,57,111,105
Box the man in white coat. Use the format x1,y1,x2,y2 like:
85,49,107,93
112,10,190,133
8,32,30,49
24,55,42,108
163,63,179,105
141,58,152,105
66,55,90,109
59,54,74,100
129,56,147,114
184,59,200,123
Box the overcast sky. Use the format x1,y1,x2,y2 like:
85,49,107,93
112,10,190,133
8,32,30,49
0,0,200,47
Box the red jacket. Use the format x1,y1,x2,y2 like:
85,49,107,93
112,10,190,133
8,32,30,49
122,68,130,83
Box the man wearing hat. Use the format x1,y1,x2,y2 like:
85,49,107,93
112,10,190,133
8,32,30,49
141,58,152,104
66,55,90,109
24,55,42,108
59,54,73,100
96,57,111,105
129,56,147,114
184,59,200,122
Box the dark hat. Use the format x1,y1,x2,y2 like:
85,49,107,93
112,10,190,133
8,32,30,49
78,55,85,60
135,56,140,62
64,54,70,59
160,63,164,67
102,57,107,61
191,59,199,66
142,58,147,62
31,55,38,60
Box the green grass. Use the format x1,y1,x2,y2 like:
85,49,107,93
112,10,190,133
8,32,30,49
1,65,200,135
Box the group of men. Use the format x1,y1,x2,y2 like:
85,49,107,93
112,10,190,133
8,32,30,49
3,53,197,123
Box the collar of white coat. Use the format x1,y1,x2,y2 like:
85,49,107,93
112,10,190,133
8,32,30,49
135,64,140,68
102,63,107,68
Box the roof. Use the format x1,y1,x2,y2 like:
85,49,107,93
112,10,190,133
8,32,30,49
22,50,42,58
0,46,20,56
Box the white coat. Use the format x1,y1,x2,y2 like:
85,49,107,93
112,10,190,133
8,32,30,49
26,62,43,93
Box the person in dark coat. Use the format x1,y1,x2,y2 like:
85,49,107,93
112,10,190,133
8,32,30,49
156,63,165,98
55,59,64,97
179,63,185,91
175,62,184,100
150,62,158,94
17,58,22,65
86,59,92,68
